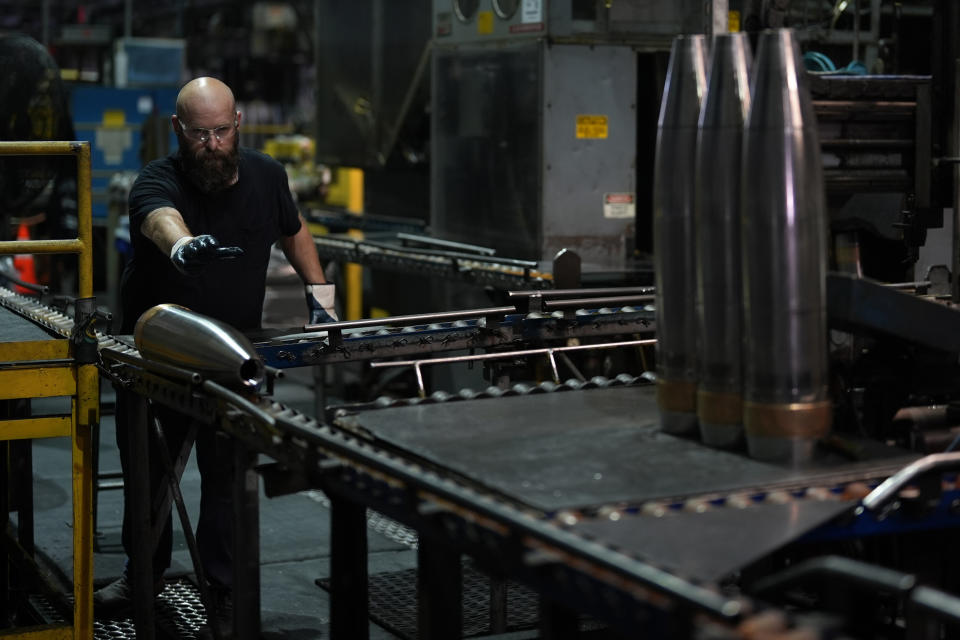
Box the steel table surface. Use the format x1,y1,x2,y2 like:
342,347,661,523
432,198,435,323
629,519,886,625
346,385,918,512
569,499,854,582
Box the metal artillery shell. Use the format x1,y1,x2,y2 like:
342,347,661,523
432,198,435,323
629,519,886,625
134,304,265,390
740,29,831,463
654,34,707,435
695,32,752,448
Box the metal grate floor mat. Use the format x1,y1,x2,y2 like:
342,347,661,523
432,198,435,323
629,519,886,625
93,577,209,640
317,560,540,640
24,577,208,639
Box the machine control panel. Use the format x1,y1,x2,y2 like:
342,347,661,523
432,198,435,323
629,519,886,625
433,0,703,44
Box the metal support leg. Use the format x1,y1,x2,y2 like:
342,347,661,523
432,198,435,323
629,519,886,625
417,543,462,640
539,596,580,640
233,438,262,640
148,406,218,637
313,364,327,422
12,439,33,553
1,441,8,624
91,417,101,540
489,576,508,634
330,495,368,640
126,394,156,640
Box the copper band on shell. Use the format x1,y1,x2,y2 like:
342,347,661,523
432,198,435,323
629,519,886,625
697,389,742,425
656,378,697,413
744,400,833,438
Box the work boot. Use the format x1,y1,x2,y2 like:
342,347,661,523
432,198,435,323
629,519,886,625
199,585,233,640
93,572,166,615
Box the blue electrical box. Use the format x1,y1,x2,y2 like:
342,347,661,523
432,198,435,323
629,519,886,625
71,86,179,218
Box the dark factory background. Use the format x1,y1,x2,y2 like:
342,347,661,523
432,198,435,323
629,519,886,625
5,2,960,640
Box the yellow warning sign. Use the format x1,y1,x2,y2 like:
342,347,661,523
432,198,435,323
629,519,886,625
477,11,494,34
728,10,741,32
576,115,608,139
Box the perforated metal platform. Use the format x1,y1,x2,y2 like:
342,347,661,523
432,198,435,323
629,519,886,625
30,578,209,640
319,561,541,640
91,578,207,640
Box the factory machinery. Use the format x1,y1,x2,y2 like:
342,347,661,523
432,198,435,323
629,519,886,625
8,256,960,640
6,8,960,640
3,264,960,640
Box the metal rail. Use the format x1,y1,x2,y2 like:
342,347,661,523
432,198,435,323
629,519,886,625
861,451,960,511
312,234,555,289
303,305,515,333
261,301,655,368
369,338,656,397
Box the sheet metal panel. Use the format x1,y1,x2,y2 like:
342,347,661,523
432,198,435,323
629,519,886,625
347,385,917,512
541,43,637,267
570,500,854,583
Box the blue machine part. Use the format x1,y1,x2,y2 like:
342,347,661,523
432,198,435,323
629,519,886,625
71,86,179,217
254,308,655,368
801,487,960,542
803,50,868,76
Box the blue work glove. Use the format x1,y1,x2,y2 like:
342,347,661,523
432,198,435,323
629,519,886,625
305,283,338,325
170,234,243,275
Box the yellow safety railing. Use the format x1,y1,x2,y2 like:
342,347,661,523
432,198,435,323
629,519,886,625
0,141,96,639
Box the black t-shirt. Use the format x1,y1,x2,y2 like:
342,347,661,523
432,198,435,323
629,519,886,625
119,147,301,333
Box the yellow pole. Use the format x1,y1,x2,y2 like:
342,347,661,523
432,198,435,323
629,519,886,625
72,141,95,639
72,364,97,638
76,143,93,300
0,238,84,254
345,168,364,320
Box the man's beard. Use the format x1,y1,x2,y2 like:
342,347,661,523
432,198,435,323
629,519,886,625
177,134,240,193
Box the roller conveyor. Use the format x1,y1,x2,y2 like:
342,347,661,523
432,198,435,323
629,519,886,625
0,300,63,343
569,500,854,583
333,385,917,514
6,285,960,638
253,304,655,368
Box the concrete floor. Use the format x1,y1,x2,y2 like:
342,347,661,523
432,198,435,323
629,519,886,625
22,366,541,639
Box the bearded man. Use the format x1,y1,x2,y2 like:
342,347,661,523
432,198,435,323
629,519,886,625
95,77,337,638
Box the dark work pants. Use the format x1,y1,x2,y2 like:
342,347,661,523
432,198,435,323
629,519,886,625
115,387,235,589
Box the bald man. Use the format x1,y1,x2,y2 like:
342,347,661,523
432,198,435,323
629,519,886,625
121,76,336,328
95,78,335,636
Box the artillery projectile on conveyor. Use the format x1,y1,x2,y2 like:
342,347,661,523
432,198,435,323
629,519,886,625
653,34,707,436
695,31,752,448
741,29,831,463
134,303,265,390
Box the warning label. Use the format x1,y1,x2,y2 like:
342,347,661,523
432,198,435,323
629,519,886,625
603,193,635,219
522,0,543,23
509,22,544,33
477,11,493,34
576,115,608,139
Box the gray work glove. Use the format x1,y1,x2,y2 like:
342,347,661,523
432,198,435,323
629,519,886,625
305,283,338,325
170,234,243,275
